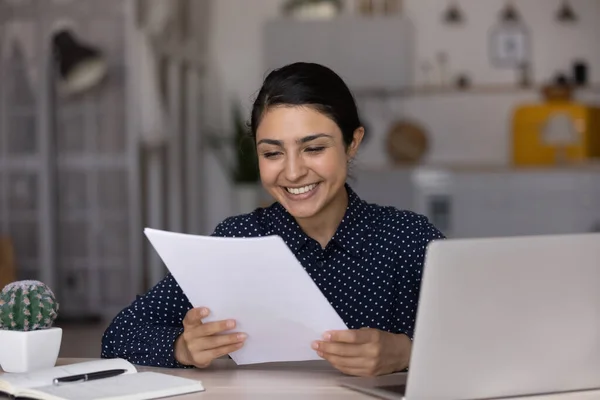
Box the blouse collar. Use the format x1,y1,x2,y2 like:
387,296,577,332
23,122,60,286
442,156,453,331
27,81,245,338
268,183,371,257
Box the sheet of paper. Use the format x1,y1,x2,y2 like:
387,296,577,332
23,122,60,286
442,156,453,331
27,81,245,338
144,228,348,365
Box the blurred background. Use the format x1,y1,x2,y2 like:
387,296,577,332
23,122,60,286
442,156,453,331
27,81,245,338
0,0,599,357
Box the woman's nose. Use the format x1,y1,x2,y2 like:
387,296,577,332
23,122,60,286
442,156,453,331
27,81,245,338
284,155,308,182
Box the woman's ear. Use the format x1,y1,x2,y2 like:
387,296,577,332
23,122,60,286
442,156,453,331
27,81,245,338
347,127,365,159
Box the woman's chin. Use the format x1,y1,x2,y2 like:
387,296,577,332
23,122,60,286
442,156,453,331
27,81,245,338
282,201,318,219
280,196,323,220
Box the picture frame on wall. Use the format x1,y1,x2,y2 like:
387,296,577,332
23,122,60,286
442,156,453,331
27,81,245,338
489,23,530,69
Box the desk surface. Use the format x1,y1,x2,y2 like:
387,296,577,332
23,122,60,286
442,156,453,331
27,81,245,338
3,358,600,399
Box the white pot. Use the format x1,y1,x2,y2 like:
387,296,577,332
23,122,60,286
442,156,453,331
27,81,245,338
0,327,62,373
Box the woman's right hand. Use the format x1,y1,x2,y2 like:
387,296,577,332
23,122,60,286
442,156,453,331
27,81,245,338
174,307,247,367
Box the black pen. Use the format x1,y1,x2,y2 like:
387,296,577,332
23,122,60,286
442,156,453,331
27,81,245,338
52,368,128,386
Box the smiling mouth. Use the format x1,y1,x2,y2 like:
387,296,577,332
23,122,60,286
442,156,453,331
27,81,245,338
285,183,318,195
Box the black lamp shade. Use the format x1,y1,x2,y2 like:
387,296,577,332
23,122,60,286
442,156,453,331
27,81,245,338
444,2,464,24
500,2,520,23
557,0,577,22
51,29,107,95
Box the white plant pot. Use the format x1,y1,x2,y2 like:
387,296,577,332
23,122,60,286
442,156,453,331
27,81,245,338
0,327,62,373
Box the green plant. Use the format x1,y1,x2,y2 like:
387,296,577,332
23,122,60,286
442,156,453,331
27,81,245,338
232,102,260,183
0,280,59,331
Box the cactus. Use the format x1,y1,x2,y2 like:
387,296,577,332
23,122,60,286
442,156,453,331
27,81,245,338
0,280,59,331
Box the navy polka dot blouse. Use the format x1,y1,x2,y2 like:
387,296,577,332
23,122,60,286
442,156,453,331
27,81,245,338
101,184,445,367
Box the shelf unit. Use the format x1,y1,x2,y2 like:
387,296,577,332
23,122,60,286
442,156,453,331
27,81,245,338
0,0,208,320
0,0,141,320
352,83,600,99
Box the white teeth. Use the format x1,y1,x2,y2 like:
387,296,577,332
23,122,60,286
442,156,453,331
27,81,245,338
286,184,317,195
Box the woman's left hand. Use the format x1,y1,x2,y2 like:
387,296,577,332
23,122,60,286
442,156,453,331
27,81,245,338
312,327,411,377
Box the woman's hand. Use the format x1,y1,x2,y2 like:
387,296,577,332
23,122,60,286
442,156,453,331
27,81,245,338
312,328,411,377
174,307,247,368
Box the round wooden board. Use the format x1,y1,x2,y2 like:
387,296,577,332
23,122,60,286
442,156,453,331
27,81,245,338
385,120,429,165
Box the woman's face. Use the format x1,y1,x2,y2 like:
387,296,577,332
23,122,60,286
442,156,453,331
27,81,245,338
255,105,363,221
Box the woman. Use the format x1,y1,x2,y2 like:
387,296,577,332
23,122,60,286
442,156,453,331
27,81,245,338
101,62,444,377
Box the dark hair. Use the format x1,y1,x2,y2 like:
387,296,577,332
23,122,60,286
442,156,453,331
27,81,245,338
250,62,362,148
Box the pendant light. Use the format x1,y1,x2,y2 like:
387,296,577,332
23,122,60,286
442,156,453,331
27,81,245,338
556,0,577,23
500,1,520,23
443,1,465,25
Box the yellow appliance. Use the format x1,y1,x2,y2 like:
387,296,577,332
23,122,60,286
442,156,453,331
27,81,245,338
511,87,600,166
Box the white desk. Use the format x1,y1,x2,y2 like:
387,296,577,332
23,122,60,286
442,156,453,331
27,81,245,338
57,358,367,399
59,358,600,399
3,358,600,399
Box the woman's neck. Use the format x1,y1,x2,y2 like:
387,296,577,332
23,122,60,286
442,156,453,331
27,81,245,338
295,186,349,249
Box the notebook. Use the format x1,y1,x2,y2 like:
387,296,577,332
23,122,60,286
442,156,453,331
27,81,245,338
0,358,204,400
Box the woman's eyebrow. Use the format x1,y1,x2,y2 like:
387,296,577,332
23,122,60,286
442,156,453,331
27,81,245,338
298,133,332,143
256,138,283,147
257,133,332,147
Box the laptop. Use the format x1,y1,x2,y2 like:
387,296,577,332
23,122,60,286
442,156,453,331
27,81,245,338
340,233,600,399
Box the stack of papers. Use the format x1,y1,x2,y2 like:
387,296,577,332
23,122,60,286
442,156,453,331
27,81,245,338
144,228,348,365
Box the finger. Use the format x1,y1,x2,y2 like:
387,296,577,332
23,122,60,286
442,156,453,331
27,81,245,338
312,340,364,357
205,341,244,360
323,328,374,344
189,332,247,352
183,307,209,327
334,365,372,377
191,341,244,367
190,318,236,338
318,353,375,377
318,351,363,369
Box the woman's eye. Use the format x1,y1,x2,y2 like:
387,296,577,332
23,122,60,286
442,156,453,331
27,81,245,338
263,152,281,159
306,147,325,153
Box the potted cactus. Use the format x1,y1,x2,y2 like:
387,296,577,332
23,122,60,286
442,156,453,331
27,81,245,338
0,280,61,373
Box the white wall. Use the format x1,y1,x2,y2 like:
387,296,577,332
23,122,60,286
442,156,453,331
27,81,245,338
202,0,281,232
406,0,600,87
201,0,600,233
381,0,600,166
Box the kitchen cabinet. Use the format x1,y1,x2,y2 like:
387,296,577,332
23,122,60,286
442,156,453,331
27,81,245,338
352,165,600,239
263,15,414,90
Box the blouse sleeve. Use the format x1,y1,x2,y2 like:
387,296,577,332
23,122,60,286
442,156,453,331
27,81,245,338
100,221,233,367
399,213,445,340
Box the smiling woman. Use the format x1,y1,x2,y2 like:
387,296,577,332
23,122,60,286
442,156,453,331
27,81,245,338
250,62,365,247
100,62,445,378
255,111,357,246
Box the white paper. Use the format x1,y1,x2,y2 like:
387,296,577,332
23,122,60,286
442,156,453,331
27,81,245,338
143,228,348,365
